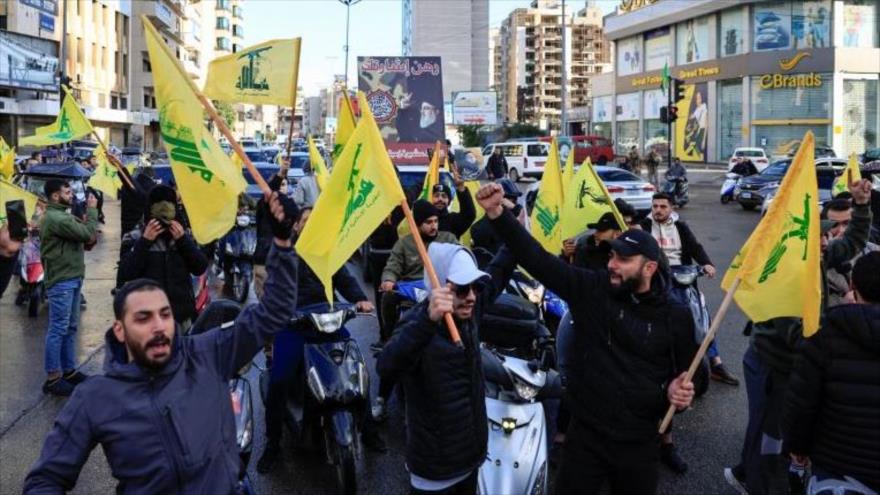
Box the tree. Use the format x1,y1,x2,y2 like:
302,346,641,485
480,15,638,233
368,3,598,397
457,125,484,148
205,101,236,130
505,123,546,140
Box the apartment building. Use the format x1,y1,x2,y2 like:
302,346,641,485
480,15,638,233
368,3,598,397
494,0,611,131
1,0,139,147
402,0,490,103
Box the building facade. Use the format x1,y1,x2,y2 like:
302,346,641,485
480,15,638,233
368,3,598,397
494,0,611,131
402,0,489,103
598,0,879,162
1,0,141,147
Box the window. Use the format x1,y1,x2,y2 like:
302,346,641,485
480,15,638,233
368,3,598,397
233,25,243,38
111,95,118,109
216,17,229,30
838,0,878,48
842,79,879,155
120,97,127,109
676,16,711,65
719,8,746,56
142,55,151,72
616,36,641,76
233,5,243,19
753,1,831,52
216,0,231,12
718,80,744,160
644,27,671,71
216,37,231,51
500,145,523,157
527,144,547,157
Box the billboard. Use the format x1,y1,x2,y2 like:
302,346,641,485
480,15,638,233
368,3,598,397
674,82,709,162
0,30,59,92
452,91,497,125
357,56,445,165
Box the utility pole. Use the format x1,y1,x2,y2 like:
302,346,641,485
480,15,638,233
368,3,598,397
59,0,69,105
339,0,363,88
560,0,567,135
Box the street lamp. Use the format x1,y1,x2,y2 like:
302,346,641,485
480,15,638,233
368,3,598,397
560,0,567,135
338,0,364,88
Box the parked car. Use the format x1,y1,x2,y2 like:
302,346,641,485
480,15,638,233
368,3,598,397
120,147,145,167
240,137,260,149
540,135,615,165
481,141,550,181
760,165,843,215
736,157,847,211
727,147,770,172
525,165,655,216
861,147,880,164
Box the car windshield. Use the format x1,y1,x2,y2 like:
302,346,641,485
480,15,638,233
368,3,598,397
245,150,266,162
736,150,764,157
597,169,641,182
397,171,455,203
761,160,791,176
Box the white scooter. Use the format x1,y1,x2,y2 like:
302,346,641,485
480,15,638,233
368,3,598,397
478,343,562,495
720,172,741,204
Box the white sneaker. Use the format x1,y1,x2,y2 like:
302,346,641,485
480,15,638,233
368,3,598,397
724,467,749,495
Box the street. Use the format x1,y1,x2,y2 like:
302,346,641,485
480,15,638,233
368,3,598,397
1,170,761,495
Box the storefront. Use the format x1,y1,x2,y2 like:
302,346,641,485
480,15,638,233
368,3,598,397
600,0,880,163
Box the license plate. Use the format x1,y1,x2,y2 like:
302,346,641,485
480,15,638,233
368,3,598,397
740,192,752,199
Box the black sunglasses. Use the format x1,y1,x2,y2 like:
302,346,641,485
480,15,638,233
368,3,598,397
452,282,482,298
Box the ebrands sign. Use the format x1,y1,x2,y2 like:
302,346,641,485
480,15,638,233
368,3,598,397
758,51,823,89
618,0,658,14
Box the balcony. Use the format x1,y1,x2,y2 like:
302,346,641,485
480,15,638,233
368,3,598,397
149,0,175,30
183,57,200,79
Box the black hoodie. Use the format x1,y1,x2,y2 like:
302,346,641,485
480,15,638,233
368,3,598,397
783,303,880,491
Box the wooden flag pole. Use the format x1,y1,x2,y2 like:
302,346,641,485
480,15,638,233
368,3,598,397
399,199,463,347
285,40,302,161
658,277,741,433
88,130,135,191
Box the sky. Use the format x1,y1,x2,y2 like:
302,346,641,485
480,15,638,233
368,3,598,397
244,0,618,97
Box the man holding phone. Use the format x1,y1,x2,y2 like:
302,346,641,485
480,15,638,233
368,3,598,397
39,179,99,396
118,184,208,328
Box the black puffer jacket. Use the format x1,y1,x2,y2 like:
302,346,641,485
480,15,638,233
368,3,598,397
376,247,515,481
491,210,697,441
437,188,476,239
782,303,880,492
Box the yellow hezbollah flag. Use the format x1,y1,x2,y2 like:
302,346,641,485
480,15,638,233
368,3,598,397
203,38,301,106
561,158,627,240
20,87,94,147
296,92,407,303
529,138,565,254
307,136,329,191
332,92,357,160
456,180,482,247
419,141,443,201
89,147,123,197
722,131,821,336
0,137,15,180
0,178,39,225
143,16,246,244
831,153,861,197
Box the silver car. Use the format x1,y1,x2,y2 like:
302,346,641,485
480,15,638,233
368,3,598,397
525,165,656,216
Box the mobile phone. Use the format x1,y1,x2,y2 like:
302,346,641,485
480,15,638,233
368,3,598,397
5,200,28,241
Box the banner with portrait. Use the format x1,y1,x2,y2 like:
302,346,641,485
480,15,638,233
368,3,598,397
674,82,709,162
357,56,445,165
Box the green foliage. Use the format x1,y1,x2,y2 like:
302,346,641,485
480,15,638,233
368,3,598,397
504,123,546,140
457,125,484,147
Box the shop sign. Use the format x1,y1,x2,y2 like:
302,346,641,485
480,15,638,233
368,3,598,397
629,66,720,88
758,51,823,89
619,0,658,14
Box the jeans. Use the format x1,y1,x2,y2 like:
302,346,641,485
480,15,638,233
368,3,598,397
45,278,83,374
739,344,791,494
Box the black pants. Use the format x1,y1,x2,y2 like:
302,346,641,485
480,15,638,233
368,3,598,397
380,291,404,342
0,253,16,298
555,419,659,495
410,470,477,495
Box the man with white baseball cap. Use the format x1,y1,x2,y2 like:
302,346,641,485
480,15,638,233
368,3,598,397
377,242,516,494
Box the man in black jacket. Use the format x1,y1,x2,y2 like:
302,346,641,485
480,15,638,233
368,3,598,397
486,146,508,180
475,183,696,495
562,212,623,269
118,185,208,327
377,242,515,494
470,178,523,257
431,182,476,239
782,252,880,494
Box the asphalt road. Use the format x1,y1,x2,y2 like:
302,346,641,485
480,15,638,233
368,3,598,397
1,170,762,494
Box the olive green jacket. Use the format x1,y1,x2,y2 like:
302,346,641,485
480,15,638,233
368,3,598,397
40,203,98,288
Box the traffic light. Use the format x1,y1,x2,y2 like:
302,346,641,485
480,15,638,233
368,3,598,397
660,106,668,124
668,105,679,122
673,78,686,103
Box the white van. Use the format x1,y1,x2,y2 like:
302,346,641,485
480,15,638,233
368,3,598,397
482,141,550,181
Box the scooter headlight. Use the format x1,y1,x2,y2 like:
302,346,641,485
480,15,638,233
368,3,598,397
500,417,517,435
512,375,539,401
522,284,545,305
413,287,428,303
307,366,326,402
309,310,345,333
236,215,251,227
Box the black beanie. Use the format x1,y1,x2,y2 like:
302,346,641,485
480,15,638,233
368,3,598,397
412,199,439,226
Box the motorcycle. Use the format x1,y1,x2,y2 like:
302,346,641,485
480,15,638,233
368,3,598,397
185,299,255,495
668,265,711,397
261,302,371,495
15,230,45,317
663,176,689,207
478,342,563,495
221,214,257,303
720,172,741,204
507,271,568,336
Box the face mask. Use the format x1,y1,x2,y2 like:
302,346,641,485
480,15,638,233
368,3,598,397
150,201,176,222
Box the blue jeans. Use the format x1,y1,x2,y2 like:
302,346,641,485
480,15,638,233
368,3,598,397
45,278,83,374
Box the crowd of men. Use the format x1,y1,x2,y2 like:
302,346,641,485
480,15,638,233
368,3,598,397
1,144,877,495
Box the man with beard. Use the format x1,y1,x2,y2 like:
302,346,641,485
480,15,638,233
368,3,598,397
38,179,99,396
430,182,476,239
397,99,444,143
475,182,697,495
24,191,298,493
